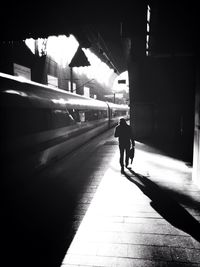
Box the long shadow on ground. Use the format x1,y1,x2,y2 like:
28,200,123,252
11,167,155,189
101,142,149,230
2,142,113,267
3,165,96,267
3,171,79,267
123,169,200,242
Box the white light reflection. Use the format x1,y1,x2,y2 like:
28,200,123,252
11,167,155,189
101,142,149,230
4,89,27,97
51,98,67,105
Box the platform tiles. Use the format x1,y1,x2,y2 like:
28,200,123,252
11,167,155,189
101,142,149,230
61,143,200,267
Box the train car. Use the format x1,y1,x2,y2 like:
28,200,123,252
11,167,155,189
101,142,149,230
107,101,130,127
0,72,129,177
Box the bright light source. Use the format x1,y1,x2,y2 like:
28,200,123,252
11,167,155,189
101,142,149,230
147,23,150,33
73,48,116,87
46,35,79,67
112,71,129,92
25,35,79,68
25,38,35,54
146,5,151,57
147,5,151,22
25,35,116,88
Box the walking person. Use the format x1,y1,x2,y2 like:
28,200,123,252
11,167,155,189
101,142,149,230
114,118,135,173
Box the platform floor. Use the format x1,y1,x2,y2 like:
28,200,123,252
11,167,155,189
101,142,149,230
61,135,200,266
3,128,200,267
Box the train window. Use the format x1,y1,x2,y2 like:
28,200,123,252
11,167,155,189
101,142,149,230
3,106,78,137
65,109,108,123
112,109,116,117
84,110,92,121
112,109,127,118
85,109,108,121
30,109,52,132
68,109,80,122
98,110,108,119
67,108,108,123
1,107,52,138
1,105,110,140
103,110,108,118
79,111,85,122
51,109,75,128
85,110,97,121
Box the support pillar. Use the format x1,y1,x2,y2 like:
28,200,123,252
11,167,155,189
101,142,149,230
70,67,73,93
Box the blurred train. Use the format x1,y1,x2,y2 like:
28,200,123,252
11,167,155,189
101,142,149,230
0,72,129,177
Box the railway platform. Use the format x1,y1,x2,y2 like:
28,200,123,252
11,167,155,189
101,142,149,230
61,133,200,266
3,128,200,267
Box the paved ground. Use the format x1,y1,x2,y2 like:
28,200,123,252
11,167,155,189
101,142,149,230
61,134,200,266
3,128,200,266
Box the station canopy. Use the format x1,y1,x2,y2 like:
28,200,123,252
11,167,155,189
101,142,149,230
0,2,197,72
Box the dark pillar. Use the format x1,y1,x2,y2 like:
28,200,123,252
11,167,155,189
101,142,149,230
70,67,73,92
123,3,147,140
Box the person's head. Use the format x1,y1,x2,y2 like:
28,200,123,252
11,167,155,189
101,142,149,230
119,118,127,126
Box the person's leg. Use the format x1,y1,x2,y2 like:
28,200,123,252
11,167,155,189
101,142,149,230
125,146,130,167
119,145,125,172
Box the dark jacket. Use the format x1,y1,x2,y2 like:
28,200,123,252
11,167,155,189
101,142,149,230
114,123,135,147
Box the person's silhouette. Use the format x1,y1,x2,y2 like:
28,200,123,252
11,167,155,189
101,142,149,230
114,118,135,173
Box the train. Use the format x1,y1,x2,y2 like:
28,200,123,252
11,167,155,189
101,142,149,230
0,72,129,177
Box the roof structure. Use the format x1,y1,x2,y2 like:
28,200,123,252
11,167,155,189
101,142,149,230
0,2,198,73
69,46,91,68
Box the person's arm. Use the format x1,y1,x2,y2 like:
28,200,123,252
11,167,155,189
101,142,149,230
130,127,135,146
131,138,135,147
114,126,119,137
